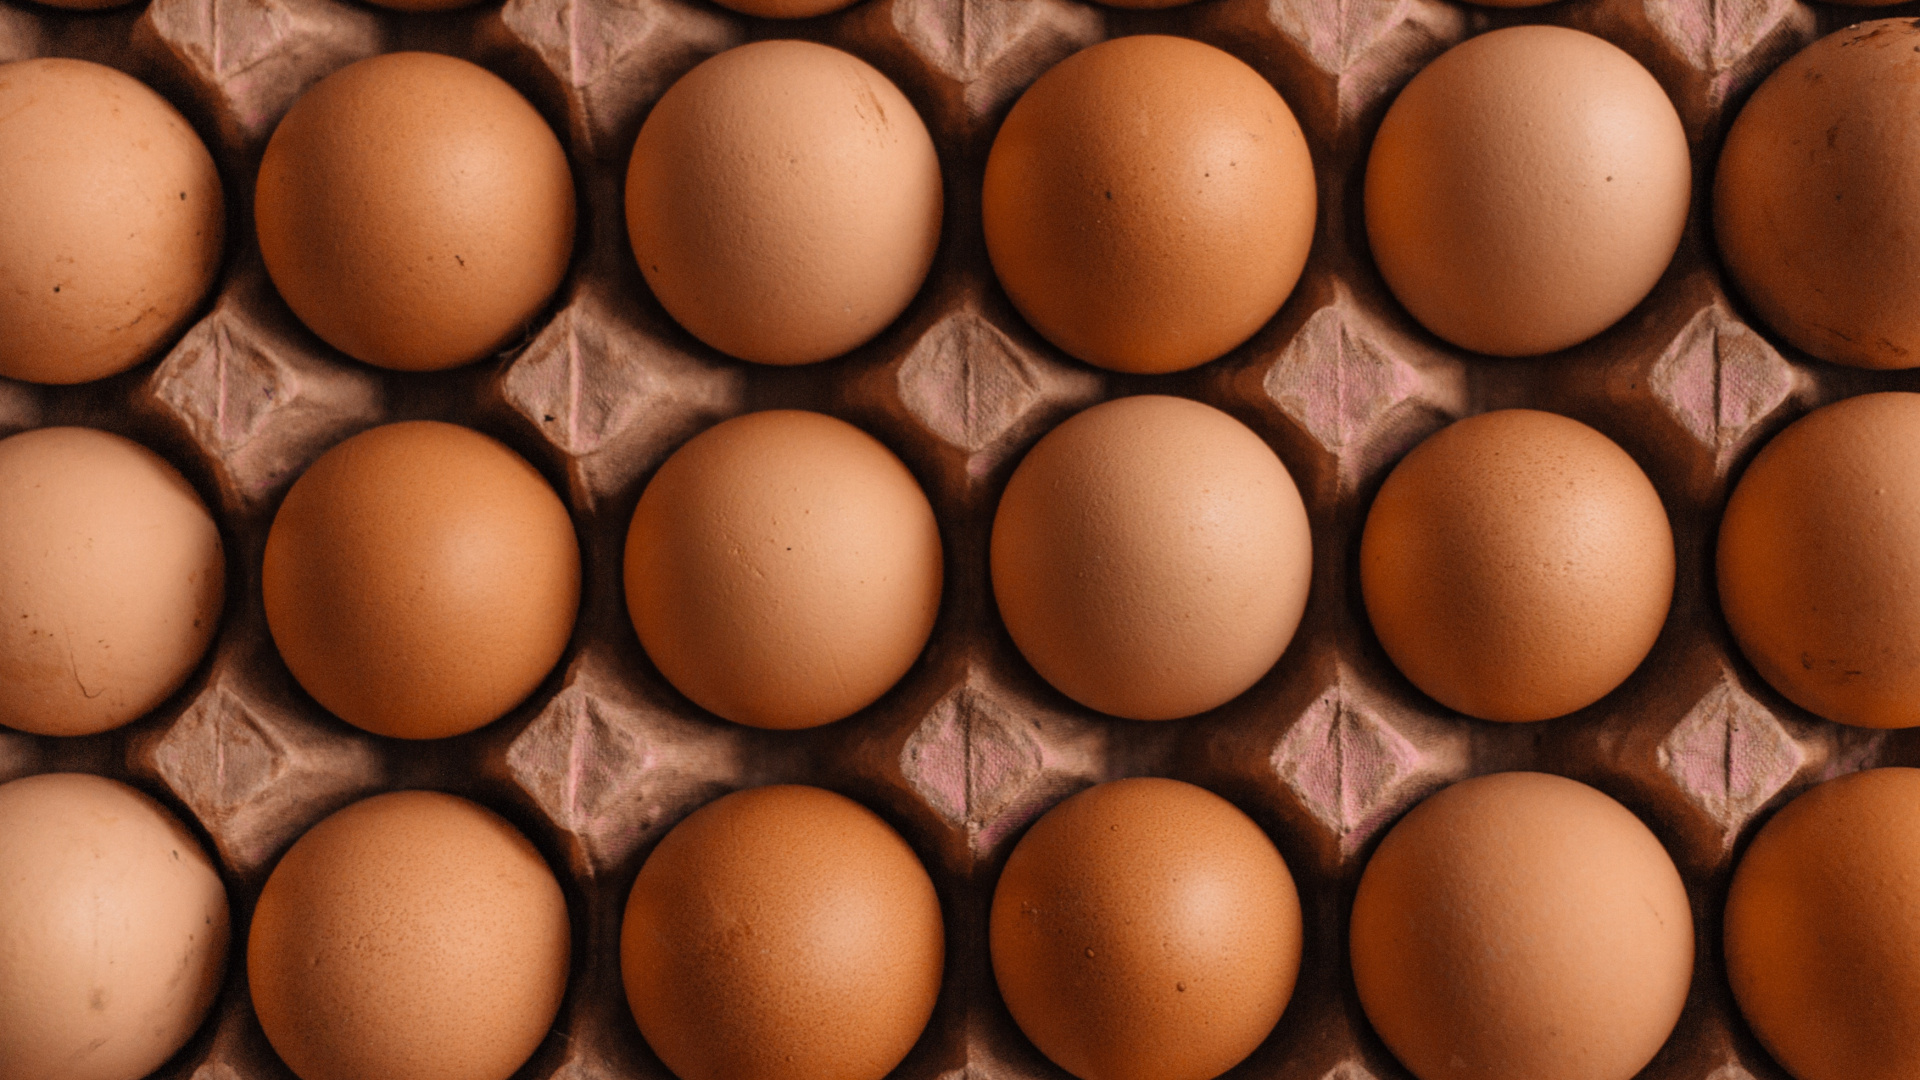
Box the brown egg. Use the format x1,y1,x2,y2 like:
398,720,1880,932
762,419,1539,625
991,396,1312,720
990,778,1301,1080
263,421,579,739
624,410,941,730
1350,772,1693,1080
0,428,224,737
621,785,944,1080
1717,392,1920,728
1359,409,1673,723
1365,26,1690,356
627,41,941,365
249,791,570,1080
707,0,857,14
256,52,574,372
0,59,223,384
1725,767,1920,1080
1716,20,1920,369
0,773,228,1080
982,35,1315,374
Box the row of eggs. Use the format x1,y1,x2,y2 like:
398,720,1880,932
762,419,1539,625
6,383,1919,749
6,17,1920,387
6,759,1915,1080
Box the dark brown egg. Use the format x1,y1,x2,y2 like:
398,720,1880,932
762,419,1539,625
990,778,1301,1080
262,421,579,740
256,52,574,372
982,35,1315,374
621,785,944,1080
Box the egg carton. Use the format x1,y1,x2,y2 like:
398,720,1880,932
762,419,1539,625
1,0,1916,1077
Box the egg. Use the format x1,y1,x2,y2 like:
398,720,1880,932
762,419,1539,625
0,428,224,737
990,395,1312,720
0,59,224,385
255,52,574,372
990,778,1301,1080
1717,392,1920,729
1365,26,1690,356
705,0,857,16
624,411,942,730
1359,409,1673,723
626,41,941,365
621,785,944,1080
249,790,570,1080
0,773,229,1080
1716,20,1920,369
982,36,1315,374
1350,772,1693,1080
262,421,579,740
1725,767,1920,1080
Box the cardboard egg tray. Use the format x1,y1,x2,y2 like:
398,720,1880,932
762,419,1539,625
3,0,1918,1076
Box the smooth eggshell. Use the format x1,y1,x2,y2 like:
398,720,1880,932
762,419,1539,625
0,773,229,1080
0,427,224,737
624,410,942,730
1365,26,1690,356
1359,409,1674,722
627,41,941,365
0,59,223,384
1717,392,1920,728
256,52,574,372
982,35,1315,374
1716,20,1920,369
1350,772,1694,1080
705,0,859,16
621,785,944,1080
249,790,571,1080
1725,767,1920,1080
990,395,1312,720
990,778,1302,1080
262,421,580,739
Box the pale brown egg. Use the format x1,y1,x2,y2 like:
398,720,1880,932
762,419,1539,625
0,428,224,737
1365,26,1690,356
256,52,574,372
626,41,941,365
621,785,944,1080
1718,392,1920,729
990,778,1301,1080
262,421,579,740
0,59,223,385
1359,409,1673,723
1726,767,1920,1080
1716,20,1920,369
991,395,1312,720
249,790,570,1080
983,35,1315,374
1350,772,1693,1080
624,410,941,730
0,773,228,1080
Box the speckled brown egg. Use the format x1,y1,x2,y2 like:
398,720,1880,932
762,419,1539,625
621,785,943,1080
1365,26,1690,356
982,35,1315,374
0,773,228,1080
0,59,223,384
1726,767,1920,1080
626,41,941,365
249,790,570,1080
1716,20,1920,369
992,396,1311,720
990,778,1301,1080
256,52,574,372
1359,409,1673,723
624,411,941,729
0,428,224,737
1350,772,1693,1080
1718,392,1920,728
262,421,579,740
